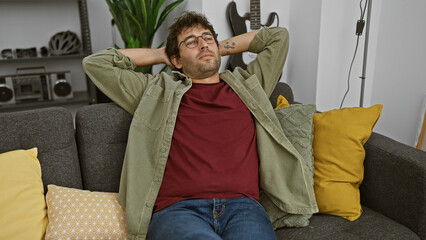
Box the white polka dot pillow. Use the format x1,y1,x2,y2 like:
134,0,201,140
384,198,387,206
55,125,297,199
45,185,128,239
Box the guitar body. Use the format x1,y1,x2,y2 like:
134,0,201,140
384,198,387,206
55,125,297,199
225,1,279,71
226,2,249,71
228,1,249,36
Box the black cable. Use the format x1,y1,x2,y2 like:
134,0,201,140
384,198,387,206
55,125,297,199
339,0,368,108
360,0,368,20
340,35,361,109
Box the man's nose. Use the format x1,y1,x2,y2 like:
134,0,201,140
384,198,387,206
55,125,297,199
199,38,209,49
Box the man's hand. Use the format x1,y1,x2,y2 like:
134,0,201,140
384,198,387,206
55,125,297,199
218,30,260,56
159,47,174,69
119,47,173,68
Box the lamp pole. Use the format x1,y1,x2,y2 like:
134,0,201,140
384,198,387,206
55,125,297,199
360,0,372,107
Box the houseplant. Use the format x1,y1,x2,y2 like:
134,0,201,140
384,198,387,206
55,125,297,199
106,0,184,73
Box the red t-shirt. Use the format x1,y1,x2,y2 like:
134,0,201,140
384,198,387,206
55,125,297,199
154,81,259,212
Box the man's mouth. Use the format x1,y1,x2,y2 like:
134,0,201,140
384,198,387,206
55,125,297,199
199,52,213,60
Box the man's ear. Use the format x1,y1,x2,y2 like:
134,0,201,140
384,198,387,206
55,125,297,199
171,55,182,70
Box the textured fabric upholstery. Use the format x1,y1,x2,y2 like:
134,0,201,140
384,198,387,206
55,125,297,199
276,207,420,240
270,82,294,105
0,107,82,192
76,103,131,192
361,132,426,240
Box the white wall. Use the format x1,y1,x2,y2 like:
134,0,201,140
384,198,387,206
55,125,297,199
287,0,322,105
86,1,116,53
369,0,426,146
316,0,366,110
314,0,426,146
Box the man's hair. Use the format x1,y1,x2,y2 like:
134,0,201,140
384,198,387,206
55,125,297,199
166,11,218,62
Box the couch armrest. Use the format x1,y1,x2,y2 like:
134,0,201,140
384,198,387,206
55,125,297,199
360,132,426,240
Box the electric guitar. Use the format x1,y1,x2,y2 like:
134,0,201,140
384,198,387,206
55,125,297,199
225,0,279,71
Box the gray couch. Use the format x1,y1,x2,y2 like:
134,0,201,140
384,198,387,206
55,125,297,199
1,82,425,240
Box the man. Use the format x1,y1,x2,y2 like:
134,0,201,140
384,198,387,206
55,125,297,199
83,11,317,240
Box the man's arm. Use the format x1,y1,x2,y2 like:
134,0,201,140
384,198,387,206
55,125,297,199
119,47,173,68
83,47,158,114
219,30,261,56
245,27,289,96
119,31,260,66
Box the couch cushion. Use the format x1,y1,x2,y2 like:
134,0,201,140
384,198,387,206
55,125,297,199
0,148,48,240
275,206,420,240
76,103,132,192
313,105,383,221
0,107,82,192
45,185,127,240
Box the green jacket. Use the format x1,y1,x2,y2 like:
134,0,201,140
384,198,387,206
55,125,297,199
83,27,318,240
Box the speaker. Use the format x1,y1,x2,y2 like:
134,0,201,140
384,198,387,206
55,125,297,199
50,72,73,100
0,76,16,105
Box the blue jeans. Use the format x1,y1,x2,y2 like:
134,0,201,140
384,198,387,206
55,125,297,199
147,197,277,240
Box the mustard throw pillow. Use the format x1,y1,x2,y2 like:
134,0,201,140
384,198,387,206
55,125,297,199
0,148,48,240
276,95,290,109
45,185,128,240
313,104,383,221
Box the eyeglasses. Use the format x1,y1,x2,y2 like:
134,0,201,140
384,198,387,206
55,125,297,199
179,32,216,49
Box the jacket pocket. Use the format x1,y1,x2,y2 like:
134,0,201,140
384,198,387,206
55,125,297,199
133,85,170,130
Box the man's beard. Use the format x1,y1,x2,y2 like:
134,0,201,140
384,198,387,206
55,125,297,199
196,55,220,74
182,50,221,79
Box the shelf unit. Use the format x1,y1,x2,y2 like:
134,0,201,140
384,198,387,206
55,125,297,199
0,53,88,64
0,0,97,113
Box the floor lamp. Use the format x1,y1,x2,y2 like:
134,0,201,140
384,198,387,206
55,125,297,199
359,0,372,107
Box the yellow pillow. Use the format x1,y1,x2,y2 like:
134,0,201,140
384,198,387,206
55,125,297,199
276,95,290,109
0,148,48,240
313,104,383,221
45,185,128,240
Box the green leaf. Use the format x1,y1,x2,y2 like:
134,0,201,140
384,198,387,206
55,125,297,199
150,0,157,11
118,7,133,47
155,0,184,32
152,0,166,22
123,0,134,14
105,0,184,73
159,64,169,73
134,38,140,48
139,0,148,29
135,65,152,73
106,0,128,46
156,41,165,48
152,0,166,34
134,0,143,29
123,11,145,46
